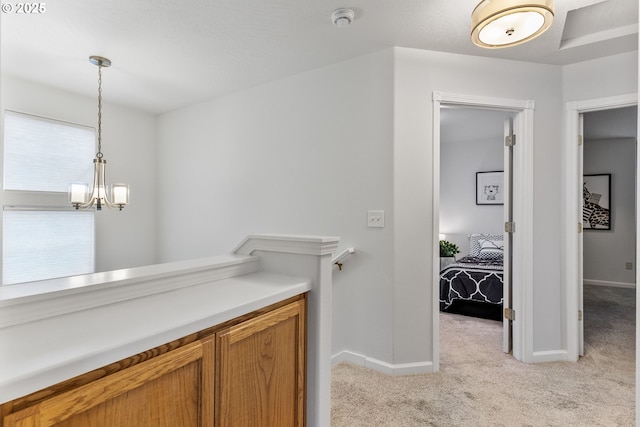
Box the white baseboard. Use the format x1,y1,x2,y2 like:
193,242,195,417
583,279,636,289
332,350,434,376
530,350,569,363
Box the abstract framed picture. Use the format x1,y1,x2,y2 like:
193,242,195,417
583,173,611,230
476,171,504,205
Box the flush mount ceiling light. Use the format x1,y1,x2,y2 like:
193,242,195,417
69,56,129,211
471,0,554,49
331,8,354,28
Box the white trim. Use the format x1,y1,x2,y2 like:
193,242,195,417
432,92,535,364
233,234,340,256
563,93,638,363
331,350,434,376
432,95,442,372
583,279,636,289
530,350,569,363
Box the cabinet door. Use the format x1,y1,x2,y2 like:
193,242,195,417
3,337,215,427
215,299,306,427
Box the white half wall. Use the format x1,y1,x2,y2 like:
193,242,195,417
0,75,158,273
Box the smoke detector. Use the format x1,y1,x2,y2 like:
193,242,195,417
331,8,355,27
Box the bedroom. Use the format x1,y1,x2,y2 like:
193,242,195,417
438,107,509,348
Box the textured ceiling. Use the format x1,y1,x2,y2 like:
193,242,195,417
1,0,638,114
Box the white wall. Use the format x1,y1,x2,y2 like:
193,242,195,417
562,52,639,103
440,109,506,254
0,75,158,273
583,137,636,285
393,47,563,362
157,50,396,363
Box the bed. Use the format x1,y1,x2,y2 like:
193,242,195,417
439,234,504,320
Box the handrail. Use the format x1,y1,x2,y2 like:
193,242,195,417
332,247,355,270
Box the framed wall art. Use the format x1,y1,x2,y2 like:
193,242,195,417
476,171,504,205
583,173,611,230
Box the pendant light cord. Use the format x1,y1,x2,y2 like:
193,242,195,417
96,64,103,159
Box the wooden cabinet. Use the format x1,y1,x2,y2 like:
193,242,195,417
1,295,305,427
2,337,215,427
215,298,305,427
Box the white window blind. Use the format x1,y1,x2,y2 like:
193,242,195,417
3,210,95,285
4,110,94,191
2,111,96,285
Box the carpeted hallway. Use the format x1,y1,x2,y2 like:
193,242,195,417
331,285,635,426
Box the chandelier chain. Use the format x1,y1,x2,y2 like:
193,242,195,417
97,64,103,159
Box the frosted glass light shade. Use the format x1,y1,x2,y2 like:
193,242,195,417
111,184,129,206
471,0,554,48
69,183,88,204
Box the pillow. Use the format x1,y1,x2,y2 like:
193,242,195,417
477,239,504,260
469,233,503,256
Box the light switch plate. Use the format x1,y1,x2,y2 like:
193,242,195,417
367,210,385,228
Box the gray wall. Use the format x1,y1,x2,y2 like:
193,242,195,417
440,108,506,255
583,135,636,286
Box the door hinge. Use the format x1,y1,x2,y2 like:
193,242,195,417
578,223,583,233
505,221,516,233
505,135,516,147
504,307,516,321
578,135,583,146
578,310,583,321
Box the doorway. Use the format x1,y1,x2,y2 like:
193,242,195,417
581,106,637,355
432,92,535,369
564,94,638,361
438,106,511,351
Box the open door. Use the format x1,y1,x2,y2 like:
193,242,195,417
503,115,514,353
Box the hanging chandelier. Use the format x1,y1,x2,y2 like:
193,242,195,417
471,0,554,49
69,55,129,211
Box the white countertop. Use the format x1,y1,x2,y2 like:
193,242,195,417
0,270,310,403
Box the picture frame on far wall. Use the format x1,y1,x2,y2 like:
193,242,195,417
476,171,504,205
583,173,611,230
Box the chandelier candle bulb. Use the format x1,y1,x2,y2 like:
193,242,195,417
112,184,130,207
69,183,89,204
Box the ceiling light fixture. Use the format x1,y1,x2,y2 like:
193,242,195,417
331,8,354,28
471,0,554,49
70,56,129,211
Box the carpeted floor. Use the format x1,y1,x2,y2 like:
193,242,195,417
331,285,635,426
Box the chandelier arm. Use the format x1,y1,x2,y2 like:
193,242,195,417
99,159,117,208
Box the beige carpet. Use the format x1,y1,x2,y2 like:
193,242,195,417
331,285,635,426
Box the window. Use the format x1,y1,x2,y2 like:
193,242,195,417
3,111,95,285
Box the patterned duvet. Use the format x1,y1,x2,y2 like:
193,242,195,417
439,256,503,310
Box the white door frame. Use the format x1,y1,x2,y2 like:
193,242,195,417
563,93,638,362
432,92,535,368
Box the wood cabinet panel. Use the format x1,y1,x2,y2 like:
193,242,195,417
215,299,305,427
3,337,215,427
